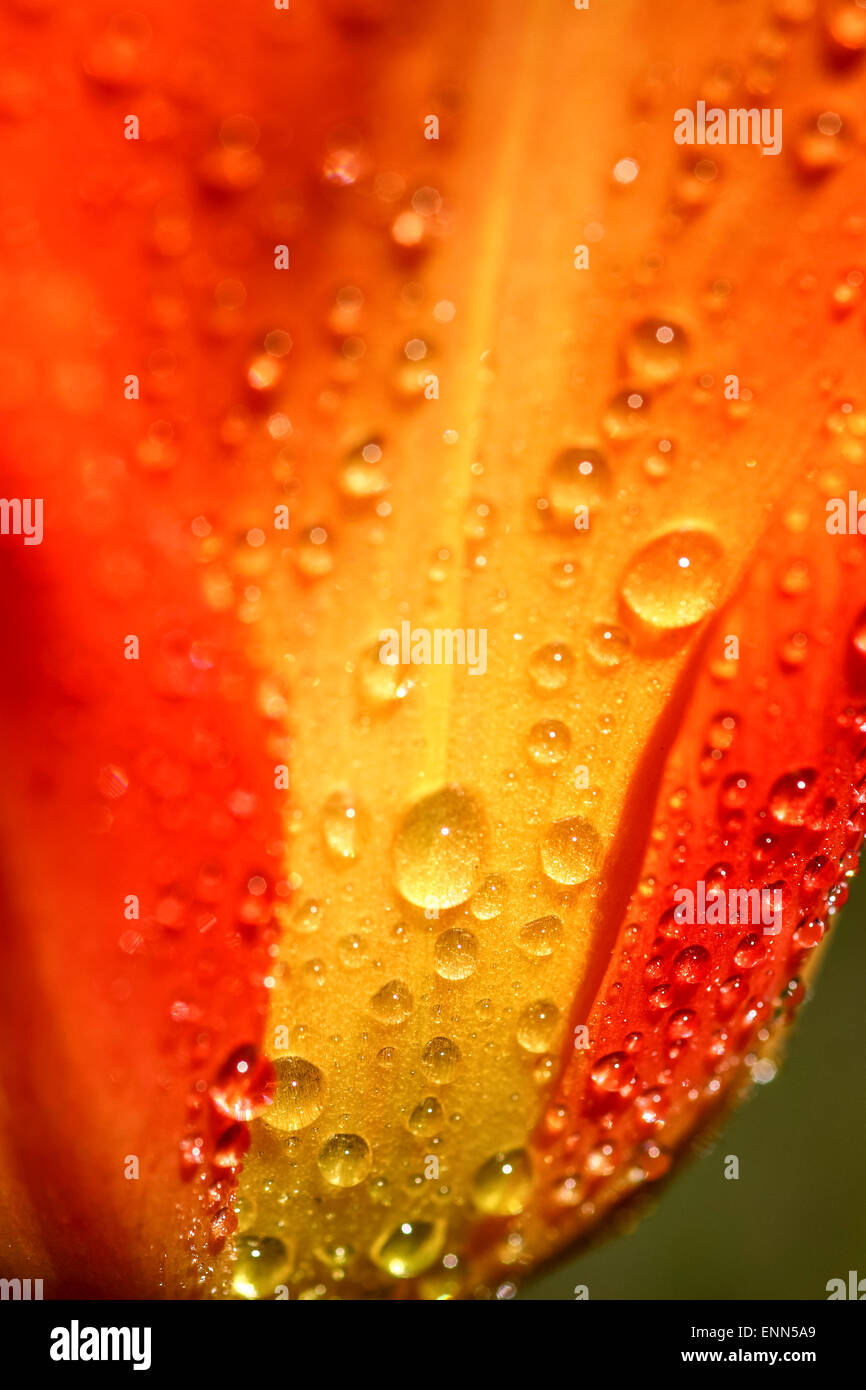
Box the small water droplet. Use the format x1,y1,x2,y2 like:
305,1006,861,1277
518,914,564,958
528,641,575,691
527,718,572,766
369,979,414,1024
434,927,479,980
295,525,334,579
470,873,508,920
586,621,631,668
339,438,389,500
546,446,610,526
768,768,818,825
211,1046,276,1122
626,318,689,385
321,789,365,860
408,1096,445,1136
421,1036,461,1083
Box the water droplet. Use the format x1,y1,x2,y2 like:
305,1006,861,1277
393,785,487,910
517,999,561,1052
339,438,389,500
323,140,365,187
295,525,334,579
540,816,601,885
720,772,751,812
626,318,689,385
546,447,610,526
793,916,824,949
408,1096,445,1136
317,1133,372,1187
291,898,322,934
321,789,365,860
265,1056,325,1133
586,621,631,668
356,639,412,708
550,558,580,589
83,13,151,89
527,718,572,766
603,389,650,441
471,1149,533,1215
849,611,866,659
421,1036,461,1083
827,2,866,52
666,1008,697,1040
672,944,711,985
211,1045,276,1122
214,1122,251,1169
434,927,479,980
232,1234,291,1299
590,1052,636,1093
518,914,564,958
369,979,414,1025
768,768,818,825
795,112,848,176
371,1219,445,1279
528,641,574,691
734,934,765,969
620,528,724,630
470,873,508,920
335,934,369,971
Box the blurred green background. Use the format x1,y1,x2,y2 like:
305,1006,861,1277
522,868,866,1301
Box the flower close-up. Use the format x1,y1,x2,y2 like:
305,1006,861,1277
1,0,866,1329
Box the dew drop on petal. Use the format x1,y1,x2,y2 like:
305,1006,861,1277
620,528,724,630
393,785,487,909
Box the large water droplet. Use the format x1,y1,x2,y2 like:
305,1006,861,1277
232,1234,291,1299
265,1056,325,1133
471,1148,533,1215
393,785,487,909
620,528,724,630
371,1219,445,1278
